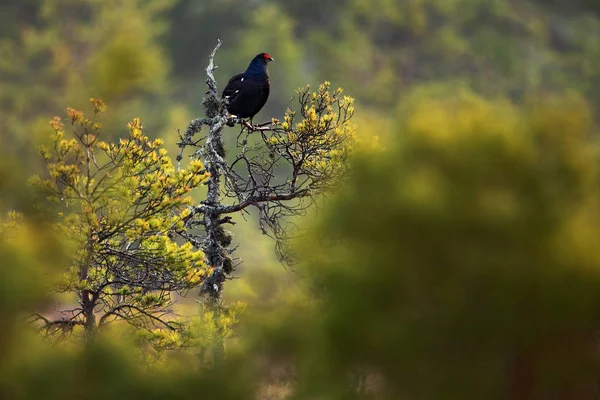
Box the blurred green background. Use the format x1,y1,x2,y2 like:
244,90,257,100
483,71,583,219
2,0,600,398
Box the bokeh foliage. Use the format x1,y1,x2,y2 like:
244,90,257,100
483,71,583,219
2,89,600,400
254,94,600,399
0,0,174,168
1,0,600,399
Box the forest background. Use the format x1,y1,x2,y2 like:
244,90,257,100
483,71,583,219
1,0,600,399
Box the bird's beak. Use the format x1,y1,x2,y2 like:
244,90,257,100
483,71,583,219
268,56,274,62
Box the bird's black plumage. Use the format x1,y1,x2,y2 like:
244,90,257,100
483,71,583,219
222,53,274,123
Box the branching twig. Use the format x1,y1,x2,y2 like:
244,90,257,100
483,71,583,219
177,43,355,303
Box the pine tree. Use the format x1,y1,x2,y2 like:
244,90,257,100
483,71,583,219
31,99,209,345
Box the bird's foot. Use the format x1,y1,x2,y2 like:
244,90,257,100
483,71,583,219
225,113,238,127
241,120,274,132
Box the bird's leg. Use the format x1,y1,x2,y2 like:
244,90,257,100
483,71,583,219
241,119,254,131
237,125,247,145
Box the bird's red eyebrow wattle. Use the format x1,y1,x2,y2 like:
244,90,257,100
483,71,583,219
263,53,271,59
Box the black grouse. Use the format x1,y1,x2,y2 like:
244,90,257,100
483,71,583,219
222,53,274,125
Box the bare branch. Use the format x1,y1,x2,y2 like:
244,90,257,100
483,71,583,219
173,45,355,319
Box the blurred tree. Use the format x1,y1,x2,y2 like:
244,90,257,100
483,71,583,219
0,0,39,40
30,99,210,345
266,92,600,399
0,0,174,170
536,0,600,16
266,0,600,113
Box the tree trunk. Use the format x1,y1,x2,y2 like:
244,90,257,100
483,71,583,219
199,40,229,363
82,290,97,342
80,236,97,342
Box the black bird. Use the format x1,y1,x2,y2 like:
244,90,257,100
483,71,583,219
222,53,274,126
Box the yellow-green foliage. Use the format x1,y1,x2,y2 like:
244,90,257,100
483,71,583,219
4,89,600,399
0,0,173,160
30,98,210,338
0,329,256,400
0,214,65,336
85,0,172,100
267,82,356,192
189,301,246,365
265,94,600,399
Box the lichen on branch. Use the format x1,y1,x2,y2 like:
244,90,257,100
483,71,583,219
177,41,355,300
